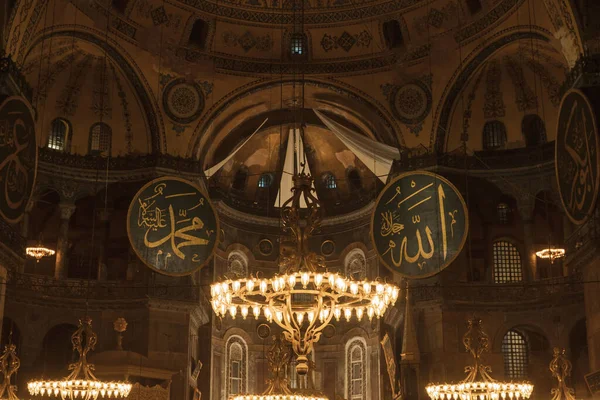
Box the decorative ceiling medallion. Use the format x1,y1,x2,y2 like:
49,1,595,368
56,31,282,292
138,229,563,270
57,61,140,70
162,78,205,124
371,171,469,279
0,96,37,224
320,240,335,256
258,238,274,256
322,324,336,338
256,323,271,339
555,88,600,225
391,81,432,125
127,176,219,276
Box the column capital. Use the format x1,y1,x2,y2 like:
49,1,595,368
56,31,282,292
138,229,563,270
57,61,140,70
58,203,76,220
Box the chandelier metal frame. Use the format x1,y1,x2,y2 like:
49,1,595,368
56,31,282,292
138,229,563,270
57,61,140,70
426,317,533,400
25,245,55,261
28,317,132,400
0,343,21,400
211,172,399,375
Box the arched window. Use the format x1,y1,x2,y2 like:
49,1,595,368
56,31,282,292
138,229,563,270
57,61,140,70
348,169,362,190
322,173,337,189
483,121,507,150
346,338,367,400
345,249,367,280
111,0,128,13
290,33,307,56
189,19,209,49
258,173,273,188
521,114,546,147
497,203,511,224
89,123,111,155
502,330,528,379
47,118,70,151
227,251,248,278
383,20,403,49
232,168,248,191
226,336,247,397
493,240,523,283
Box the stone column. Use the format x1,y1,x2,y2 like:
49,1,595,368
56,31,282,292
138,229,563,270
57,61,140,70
54,203,76,280
97,209,111,281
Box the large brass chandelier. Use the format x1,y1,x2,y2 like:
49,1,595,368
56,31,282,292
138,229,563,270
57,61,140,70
231,334,327,400
426,317,533,400
28,317,132,400
0,342,21,400
211,172,400,374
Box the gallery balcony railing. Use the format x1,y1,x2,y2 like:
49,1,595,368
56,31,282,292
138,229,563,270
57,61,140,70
6,271,198,303
394,142,555,171
411,273,583,310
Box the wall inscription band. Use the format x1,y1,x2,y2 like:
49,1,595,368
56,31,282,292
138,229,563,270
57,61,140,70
371,171,468,279
555,89,600,225
127,176,219,276
0,96,38,224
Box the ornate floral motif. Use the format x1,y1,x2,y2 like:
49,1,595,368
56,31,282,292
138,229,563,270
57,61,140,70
222,31,274,52
55,54,93,116
504,55,538,111
462,66,486,142
383,80,432,129
110,63,133,153
151,5,169,26
162,78,205,124
91,57,113,120
135,0,182,31
524,58,562,107
111,18,137,39
483,61,505,119
320,30,372,52
413,2,459,34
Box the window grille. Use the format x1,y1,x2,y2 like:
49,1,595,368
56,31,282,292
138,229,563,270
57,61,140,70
322,173,337,189
90,123,111,155
497,203,511,224
522,114,547,147
48,119,69,151
502,330,528,379
258,173,273,188
493,241,523,283
291,34,306,56
346,338,366,400
226,337,247,397
483,121,507,150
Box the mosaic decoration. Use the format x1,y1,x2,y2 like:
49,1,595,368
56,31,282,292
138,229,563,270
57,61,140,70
0,97,38,224
111,17,137,39
135,0,182,31
555,89,600,225
433,31,549,153
483,60,505,119
172,124,187,136
383,80,432,134
222,31,274,52
320,30,372,52
258,238,273,255
461,66,486,142
55,54,93,116
413,2,458,34
371,171,468,278
151,5,169,26
454,0,524,43
33,50,82,104
524,57,562,107
127,176,219,276
162,78,206,124
110,63,133,153
504,55,538,111
16,0,48,64
91,57,113,120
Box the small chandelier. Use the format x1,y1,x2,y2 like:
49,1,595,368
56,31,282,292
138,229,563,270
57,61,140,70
426,317,533,400
535,248,565,261
211,172,399,375
0,342,22,400
25,245,55,261
231,334,328,400
28,317,132,400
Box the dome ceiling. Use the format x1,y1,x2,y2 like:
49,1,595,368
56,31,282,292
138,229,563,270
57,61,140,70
211,119,381,216
23,38,154,156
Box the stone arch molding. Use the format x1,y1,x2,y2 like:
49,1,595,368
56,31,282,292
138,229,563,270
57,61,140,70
24,27,166,153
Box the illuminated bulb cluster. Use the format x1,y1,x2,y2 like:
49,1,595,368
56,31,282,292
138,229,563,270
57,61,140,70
535,248,565,260
231,395,329,400
27,380,132,400
210,272,400,324
425,382,534,400
25,246,55,260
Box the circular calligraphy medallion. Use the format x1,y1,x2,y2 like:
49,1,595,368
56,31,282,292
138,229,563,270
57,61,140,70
0,97,38,224
371,171,469,279
258,238,273,256
162,78,205,124
320,240,335,256
256,323,271,339
555,89,600,225
127,176,219,276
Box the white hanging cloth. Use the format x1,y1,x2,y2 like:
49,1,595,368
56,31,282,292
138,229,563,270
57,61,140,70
203,118,269,177
313,109,399,183
274,127,316,208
